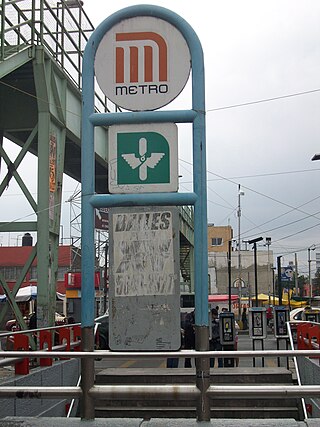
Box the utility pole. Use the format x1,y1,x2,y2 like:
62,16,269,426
248,237,263,307
237,184,244,317
228,239,232,312
277,256,282,305
266,237,271,304
308,245,316,304
294,253,299,295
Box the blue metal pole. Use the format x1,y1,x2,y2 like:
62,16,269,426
82,4,208,420
90,110,197,126
90,192,198,208
81,39,95,329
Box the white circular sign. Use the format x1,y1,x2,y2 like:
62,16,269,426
94,16,191,111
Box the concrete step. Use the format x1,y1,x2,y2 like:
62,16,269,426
95,396,299,409
95,405,300,419
211,406,300,419
95,367,294,385
94,367,302,420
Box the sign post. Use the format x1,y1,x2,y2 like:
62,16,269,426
81,5,208,420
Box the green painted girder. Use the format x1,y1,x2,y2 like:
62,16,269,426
0,46,34,80
0,47,108,192
0,221,37,232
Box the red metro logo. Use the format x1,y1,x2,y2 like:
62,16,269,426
115,31,168,86
95,17,191,111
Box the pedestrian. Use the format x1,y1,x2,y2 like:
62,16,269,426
166,357,179,368
28,304,37,347
266,306,273,326
67,316,75,324
209,308,223,368
29,309,37,330
241,307,248,330
184,310,195,368
167,329,184,368
235,319,240,367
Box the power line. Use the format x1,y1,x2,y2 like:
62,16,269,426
180,157,320,247
180,157,320,224
2,79,320,119
206,88,320,112
242,194,320,238
191,168,320,183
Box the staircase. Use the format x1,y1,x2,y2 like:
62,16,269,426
94,367,303,419
180,244,191,283
179,206,194,286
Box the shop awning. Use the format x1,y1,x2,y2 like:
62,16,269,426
208,294,239,303
0,286,65,302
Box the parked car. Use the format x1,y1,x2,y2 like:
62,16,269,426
95,312,109,350
289,306,318,342
5,312,66,331
5,315,29,331
290,307,306,322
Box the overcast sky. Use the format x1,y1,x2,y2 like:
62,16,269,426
1,0,320,276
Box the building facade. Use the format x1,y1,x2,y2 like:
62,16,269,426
208,250,273,298
207,224,233,253
0,242,80,328
207,225,274,302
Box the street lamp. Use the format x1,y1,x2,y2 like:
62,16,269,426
248,237,263,307
308,244,316,304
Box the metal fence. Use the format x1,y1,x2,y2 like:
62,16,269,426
0,0,112,111
2,322,320,421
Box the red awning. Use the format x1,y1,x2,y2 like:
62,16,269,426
208,294,238,303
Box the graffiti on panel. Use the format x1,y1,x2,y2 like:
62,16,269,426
112,210,175,296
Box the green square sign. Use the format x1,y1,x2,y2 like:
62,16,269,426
109,123,178,193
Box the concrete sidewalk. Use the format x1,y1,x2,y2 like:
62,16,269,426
0,417,320,426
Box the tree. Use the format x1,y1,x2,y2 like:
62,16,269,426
297,275,308,297
313,269,320,297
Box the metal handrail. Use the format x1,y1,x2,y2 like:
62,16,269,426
288,320,308,419
1,349,320,359
0,339,80,367
0,323,81,368
1,346,318,419
2,384,320,400
0,0,110,111
0,321,81,338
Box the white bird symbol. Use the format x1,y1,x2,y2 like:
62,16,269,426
122,137,165,181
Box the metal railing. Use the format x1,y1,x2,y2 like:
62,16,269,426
0,0,111,112
1,344,320,420
0,323,81,371
179,205,194,230
288,320,308,419
1,0,92,85
2,317,320,421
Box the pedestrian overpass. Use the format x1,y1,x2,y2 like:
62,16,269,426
0,0,194,331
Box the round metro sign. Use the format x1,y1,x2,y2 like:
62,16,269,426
94,16,191,111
